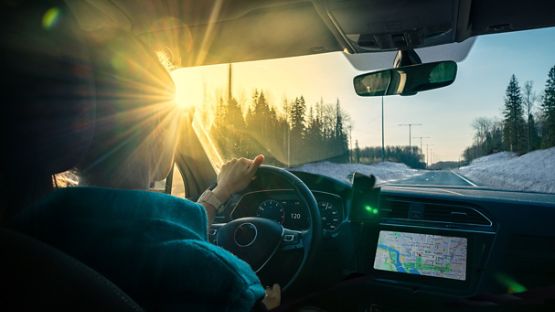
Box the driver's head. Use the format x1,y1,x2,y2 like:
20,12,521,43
77,34,180,189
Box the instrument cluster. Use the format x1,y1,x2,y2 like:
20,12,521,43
230,190,344,231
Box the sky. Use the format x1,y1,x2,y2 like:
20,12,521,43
172,26,555,162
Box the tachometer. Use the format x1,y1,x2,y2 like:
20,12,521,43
319,200,342,231
257,199,285,224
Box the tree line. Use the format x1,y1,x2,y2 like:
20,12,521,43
353,144,426,169
210,91,350,166
464,65,555,162
209,90,429,169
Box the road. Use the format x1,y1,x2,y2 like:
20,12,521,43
394,170,477,187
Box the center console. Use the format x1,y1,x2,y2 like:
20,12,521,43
351,173,496,296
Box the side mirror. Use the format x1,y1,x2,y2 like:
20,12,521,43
353,61,457,97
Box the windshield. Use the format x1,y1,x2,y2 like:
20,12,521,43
171,27,555,194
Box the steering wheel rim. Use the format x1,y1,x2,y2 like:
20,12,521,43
211,165,321,290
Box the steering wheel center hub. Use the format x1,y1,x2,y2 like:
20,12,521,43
234,222,258,247
217,217,283,271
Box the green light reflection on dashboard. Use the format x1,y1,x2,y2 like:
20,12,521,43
495,273,527,294
365,205,379,215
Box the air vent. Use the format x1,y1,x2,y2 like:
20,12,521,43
380,198,410,218
421,203,491,226
380,198,491,226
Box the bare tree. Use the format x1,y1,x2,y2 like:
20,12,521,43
523,81,538,151
472,117,493,145
523,81,537,116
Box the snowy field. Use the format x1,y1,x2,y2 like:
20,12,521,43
294,161,422,184
458,147,555,194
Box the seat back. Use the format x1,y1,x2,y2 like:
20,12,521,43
0,227,143,311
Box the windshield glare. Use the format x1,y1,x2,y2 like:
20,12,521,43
170,27,555,194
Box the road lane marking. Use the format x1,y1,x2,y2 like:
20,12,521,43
450,171,478,187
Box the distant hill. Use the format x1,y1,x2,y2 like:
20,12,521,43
428,161,464,170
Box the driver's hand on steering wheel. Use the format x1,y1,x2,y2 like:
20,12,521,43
212,154,265,202
262,283,281,310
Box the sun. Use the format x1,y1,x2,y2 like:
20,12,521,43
173,84,191,109
170,69,208,110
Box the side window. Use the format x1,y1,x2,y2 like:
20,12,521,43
52,170,79,188
149,164,186,197
53,165,186,197
150,178,166,193
170,164,186,198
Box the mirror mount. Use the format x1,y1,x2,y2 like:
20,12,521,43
393,49,422,68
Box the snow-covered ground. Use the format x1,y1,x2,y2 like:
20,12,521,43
458,147,555,194
294,161,422,184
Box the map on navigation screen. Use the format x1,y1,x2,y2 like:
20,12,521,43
373,231,467,281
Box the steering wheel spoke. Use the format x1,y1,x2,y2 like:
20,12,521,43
208,223,225,244
280,228,307,251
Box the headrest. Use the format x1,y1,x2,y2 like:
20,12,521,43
1,2,96,177
78,33,178,187
1,2,179,189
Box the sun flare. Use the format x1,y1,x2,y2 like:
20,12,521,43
171,70,208,110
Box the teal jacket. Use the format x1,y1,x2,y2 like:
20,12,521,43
9,187,265,311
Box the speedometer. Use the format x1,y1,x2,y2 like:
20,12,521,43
257,199,285,224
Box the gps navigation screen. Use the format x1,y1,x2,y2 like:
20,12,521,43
373,231,467,281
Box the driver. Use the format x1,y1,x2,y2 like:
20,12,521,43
5,3,280,310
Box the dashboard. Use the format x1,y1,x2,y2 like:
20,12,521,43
286,172,555,310
211,170,555,310
229,190,345,232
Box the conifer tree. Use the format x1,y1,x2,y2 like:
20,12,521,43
502,75,527,152
541,66,555,147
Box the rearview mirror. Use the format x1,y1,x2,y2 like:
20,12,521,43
353,61,457,97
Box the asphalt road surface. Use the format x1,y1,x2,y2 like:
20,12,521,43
394,170,478,187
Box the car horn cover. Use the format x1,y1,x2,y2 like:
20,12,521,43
216,217,283,271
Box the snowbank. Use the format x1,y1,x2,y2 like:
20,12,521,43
458,147,555,193
466,151,517,164
294,161,421,184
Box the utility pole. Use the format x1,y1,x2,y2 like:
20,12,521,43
398,123,422,147
348,125,353,163
227,63,232,103
288,126,291,167
426,143,434,168
413,136,431,154
381,96,385,162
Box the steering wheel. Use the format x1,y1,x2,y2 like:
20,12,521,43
210,165,322,290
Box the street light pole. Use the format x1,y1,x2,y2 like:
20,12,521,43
398,123,422,147
287,125,291,167
381,96,385,162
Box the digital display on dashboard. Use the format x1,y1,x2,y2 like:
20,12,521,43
373,231,467,281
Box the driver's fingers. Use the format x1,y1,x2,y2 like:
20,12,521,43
240,158,252,171
271,283,280,295
248,154,264,174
